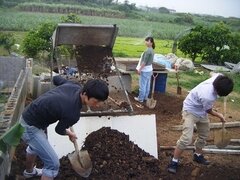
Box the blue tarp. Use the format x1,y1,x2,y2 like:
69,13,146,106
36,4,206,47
153,54,172,68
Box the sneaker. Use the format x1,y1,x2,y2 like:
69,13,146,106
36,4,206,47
193,154,210,165
134,97,143,103
23,167,42,178
167,160,178,174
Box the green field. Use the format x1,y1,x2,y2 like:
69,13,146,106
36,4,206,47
0,7,239,108
113,37,184,57
0,9,191,39
1,31,184,58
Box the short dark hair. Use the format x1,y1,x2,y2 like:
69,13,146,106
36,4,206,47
82,79,109,101
213,75,234,96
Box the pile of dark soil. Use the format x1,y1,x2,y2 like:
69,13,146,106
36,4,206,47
57,127,163,179
8,127,166,180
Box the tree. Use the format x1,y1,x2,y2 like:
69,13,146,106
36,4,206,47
60,13,81,23
178,23,240,65
178,25,207,62
22,13,83,58
0,0,3,6
22,22,56,58
174,14,194,25
0,32,15,54
115,0,137,12
222,33,240,64
201,23,232,64
158,7,169,14
60,13,82,60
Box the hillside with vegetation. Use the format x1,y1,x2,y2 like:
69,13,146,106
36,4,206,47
0,0,239,107
0,0,239,39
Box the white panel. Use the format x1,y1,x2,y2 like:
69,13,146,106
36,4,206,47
48,114,158,159
111,115,157,158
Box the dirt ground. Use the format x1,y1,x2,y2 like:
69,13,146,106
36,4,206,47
7,88,240,180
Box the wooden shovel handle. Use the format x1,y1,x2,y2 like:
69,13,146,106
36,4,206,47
176,72,180,87
108,96,121,106
151,73,158,96
222,96,227,129
223,96,227,119
70,127,79,152
222,96,227,138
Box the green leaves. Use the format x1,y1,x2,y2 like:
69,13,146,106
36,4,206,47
61,13,81,23
22,22,56,58
0,122,25,153
0,32,15,54
178,23,240,65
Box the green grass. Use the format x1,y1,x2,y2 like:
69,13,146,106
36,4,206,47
0,9,238,107
114,37,184,57
0,31,27,56
167,69,210,90
32,63,51,75
1,31,238,99
0,94,9,104
0,47,8,56
167,68,240,108
0,31,184,58
0,9,190,39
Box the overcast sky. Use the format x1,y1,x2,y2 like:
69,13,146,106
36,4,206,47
118,0,240,18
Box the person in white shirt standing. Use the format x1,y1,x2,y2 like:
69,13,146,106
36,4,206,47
135,36,155,103
168,73,234,174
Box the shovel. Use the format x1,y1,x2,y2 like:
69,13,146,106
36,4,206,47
146,73,158,109
176,71,182,95
108,96,132,112
214,97,231,149
68,127,92,177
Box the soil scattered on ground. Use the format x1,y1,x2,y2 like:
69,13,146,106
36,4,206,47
7,92,240,180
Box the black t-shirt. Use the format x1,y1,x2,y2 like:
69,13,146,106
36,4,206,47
22,76,82,135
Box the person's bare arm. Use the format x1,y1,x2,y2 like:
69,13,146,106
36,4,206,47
137,63,145,74
207,108,225,122
65,128,77,142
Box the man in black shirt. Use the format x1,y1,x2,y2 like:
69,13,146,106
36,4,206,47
20,75,109,179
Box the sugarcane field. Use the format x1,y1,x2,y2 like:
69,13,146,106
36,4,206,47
1,4,240,180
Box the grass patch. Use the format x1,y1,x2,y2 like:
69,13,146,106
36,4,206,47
0,9,190,39
0,94,9,104
113,37,184,58
1,31,183,58
32,62,51,75
167,69,210,90
167,68,240,108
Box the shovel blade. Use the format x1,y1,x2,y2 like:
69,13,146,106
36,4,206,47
68,150,92,177
214,128,231,149
146,98,156,109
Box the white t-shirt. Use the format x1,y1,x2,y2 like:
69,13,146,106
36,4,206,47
183,74,220,118
136,52,153,72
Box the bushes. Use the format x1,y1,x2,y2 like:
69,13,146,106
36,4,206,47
0,32,15,54
178,23,240,65
174,13,194,25
17,2,125,18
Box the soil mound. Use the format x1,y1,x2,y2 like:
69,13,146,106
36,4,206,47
57,127,162,179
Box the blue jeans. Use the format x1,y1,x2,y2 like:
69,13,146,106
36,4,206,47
20,117,60,178
138,71,152,101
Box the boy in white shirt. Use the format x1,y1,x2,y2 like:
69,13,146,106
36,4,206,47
168,74,234,174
